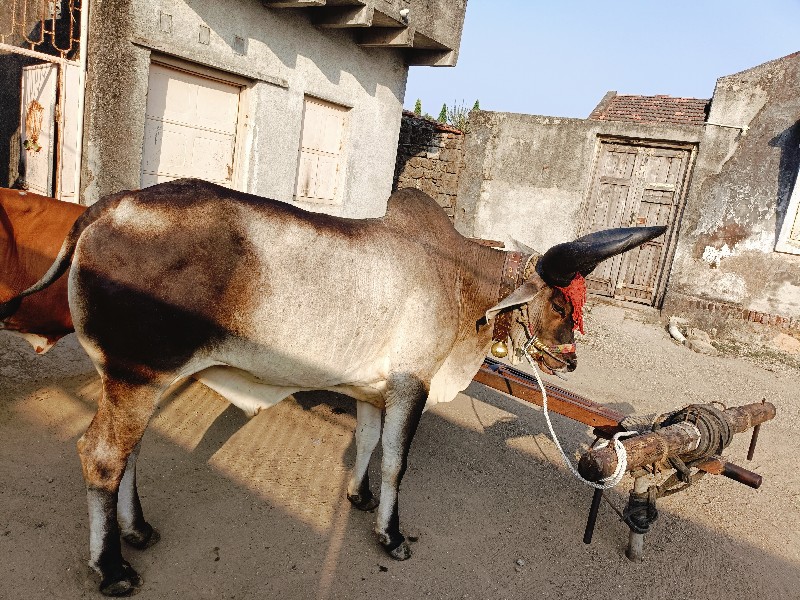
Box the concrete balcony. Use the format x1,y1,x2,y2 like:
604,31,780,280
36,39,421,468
261,0,467,66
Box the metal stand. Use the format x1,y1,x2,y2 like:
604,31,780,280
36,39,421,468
625,473,652,561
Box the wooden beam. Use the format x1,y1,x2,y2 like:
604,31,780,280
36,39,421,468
313,5,373,28
262,0,326,8
473,358,627,432
358,27,414,48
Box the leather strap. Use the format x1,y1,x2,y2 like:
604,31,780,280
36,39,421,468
492,251,524,343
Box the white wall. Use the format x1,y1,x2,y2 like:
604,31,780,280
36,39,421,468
84,0,409,218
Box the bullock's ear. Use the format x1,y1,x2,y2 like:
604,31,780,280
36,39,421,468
507,236,540,255
485,282,542,322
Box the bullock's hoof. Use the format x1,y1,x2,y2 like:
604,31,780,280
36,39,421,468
380,535,412,560
123,523,160,550
347,492,378,512
99,561,142,596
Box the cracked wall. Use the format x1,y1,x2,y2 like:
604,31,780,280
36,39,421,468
665,53,800,322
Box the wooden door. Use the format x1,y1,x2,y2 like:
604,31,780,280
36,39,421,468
20,63,57,196
583,142,690,306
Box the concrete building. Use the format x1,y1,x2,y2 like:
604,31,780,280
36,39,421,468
455,53,800,331
0,0,467,217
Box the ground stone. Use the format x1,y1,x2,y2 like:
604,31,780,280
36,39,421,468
685,337,720,356
770,332,800,355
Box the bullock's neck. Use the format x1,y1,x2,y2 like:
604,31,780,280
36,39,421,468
456,242,532,329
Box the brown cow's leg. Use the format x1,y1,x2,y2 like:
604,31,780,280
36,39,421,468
375,373,427,560
78,377,161,596
347,400,382,511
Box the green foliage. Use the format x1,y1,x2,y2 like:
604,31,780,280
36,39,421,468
445,100,472,132
438,103,448,123
412,98,481,132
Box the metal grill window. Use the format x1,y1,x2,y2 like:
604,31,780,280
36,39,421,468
1,0,82,60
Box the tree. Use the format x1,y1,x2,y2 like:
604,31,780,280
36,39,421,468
472,99,480,111
414,98,422,115
438,103,448,123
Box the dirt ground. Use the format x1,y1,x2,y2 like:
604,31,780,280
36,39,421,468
1,302,798,599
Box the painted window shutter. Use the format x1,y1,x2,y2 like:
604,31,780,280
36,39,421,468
295,97,348,204
776,163,800,254
141,63,241,189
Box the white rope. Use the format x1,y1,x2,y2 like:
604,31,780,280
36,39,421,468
522,348,635,489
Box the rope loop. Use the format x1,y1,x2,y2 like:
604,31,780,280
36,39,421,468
654,404,733,484
522,349,633,490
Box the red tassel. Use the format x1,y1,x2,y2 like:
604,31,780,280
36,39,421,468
556,273,586,334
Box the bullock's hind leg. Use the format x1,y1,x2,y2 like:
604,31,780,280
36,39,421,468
118,441,160,549
347,401,381,511
78,377,161,596
375,374,427,560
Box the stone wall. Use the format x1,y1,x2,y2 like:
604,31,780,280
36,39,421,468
394,111,465,219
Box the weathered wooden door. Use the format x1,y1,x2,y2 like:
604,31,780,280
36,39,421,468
20,63,57,196
582,141,691,306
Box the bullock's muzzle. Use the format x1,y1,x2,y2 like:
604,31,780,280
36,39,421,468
523,336,577,373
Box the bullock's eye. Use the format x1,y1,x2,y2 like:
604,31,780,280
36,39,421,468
551,302,566,318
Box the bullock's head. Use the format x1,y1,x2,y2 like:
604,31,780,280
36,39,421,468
486,226,666,374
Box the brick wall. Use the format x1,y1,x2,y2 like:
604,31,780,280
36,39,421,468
393,111,465,219
663,292,800,331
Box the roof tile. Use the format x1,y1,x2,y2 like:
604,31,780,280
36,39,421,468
589,94,710,125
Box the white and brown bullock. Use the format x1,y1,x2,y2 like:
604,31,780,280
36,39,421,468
0,179,664,595
0,188,85,352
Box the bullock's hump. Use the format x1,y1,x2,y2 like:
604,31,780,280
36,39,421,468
382,188,462,245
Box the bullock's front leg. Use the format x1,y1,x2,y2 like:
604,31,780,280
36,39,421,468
347,401,382,511
376,373,427,560
78,378,158,596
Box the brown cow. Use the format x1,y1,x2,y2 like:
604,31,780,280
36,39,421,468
1,180,664,595
0,188,85,353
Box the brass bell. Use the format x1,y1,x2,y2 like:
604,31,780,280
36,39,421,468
491,341,509,358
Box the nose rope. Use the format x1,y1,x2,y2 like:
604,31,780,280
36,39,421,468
521,346,635,489
522,322,572,365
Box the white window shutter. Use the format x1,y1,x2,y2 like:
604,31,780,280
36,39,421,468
776,161,800,254
295,97,348,204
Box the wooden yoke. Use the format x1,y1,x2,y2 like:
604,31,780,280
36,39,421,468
577,401,776,482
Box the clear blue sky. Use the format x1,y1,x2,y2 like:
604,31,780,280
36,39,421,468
405,1,800,119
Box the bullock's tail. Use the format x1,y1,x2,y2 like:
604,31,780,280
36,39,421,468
0,192,124,320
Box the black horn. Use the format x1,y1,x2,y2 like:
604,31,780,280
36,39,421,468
538,226,667,287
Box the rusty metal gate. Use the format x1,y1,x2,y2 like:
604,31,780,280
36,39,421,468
581,140,694,307
0,0,85,200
